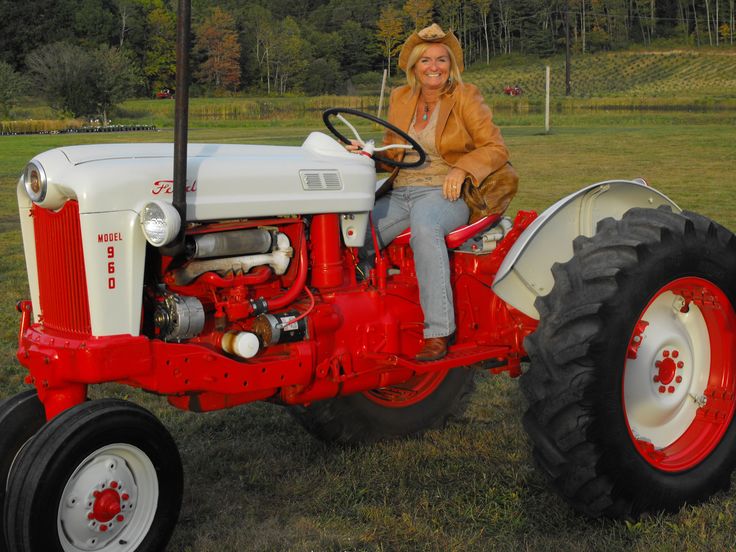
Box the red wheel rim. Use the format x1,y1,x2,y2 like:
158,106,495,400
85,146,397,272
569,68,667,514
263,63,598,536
364,369,449,408
623,277,736,472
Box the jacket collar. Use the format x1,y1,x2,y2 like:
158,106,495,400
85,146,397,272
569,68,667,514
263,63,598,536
435,84,457,145
394,89,419,133
395,83,458,143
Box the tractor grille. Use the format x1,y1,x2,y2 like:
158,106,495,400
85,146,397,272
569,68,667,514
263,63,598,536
32,201,91,335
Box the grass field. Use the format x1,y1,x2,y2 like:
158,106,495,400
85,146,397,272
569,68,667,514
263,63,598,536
1,108,735,551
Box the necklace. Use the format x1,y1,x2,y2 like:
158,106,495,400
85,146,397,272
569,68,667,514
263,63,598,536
421,99,438,121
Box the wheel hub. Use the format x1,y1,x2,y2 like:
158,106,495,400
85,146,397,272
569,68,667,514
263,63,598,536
652,348,684,393
90,488,124,523
59,451,140,551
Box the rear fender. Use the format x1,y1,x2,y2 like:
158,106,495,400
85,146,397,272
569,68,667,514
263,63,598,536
492,179,680,319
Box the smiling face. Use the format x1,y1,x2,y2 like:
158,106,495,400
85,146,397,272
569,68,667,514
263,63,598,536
412,44,452,92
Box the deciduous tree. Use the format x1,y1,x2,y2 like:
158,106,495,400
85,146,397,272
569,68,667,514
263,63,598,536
470,0,493,62
94,45,141,124
271,17,310,94
143,6,176,93
403,0,434,30
0,61,24,116
195,7,241,92
26,42,138,121
376,5,405,76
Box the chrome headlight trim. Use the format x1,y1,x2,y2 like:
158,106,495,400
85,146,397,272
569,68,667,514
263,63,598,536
139,201,181,247
23,162,47,202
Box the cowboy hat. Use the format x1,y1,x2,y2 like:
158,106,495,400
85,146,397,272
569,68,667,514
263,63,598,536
398,23,464,73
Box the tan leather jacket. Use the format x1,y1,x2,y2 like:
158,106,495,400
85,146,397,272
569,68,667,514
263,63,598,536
382,82,509,187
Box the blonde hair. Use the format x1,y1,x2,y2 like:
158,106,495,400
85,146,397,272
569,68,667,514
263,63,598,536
404,43,463,94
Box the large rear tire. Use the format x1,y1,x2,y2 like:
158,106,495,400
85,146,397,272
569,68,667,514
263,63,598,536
290,367,476,444
522,206,736,518
3,399,182,552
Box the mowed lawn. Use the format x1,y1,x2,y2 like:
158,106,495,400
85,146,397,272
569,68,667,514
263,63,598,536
0,111,735,551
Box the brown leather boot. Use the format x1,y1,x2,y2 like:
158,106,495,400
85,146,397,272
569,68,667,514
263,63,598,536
415,336,449,362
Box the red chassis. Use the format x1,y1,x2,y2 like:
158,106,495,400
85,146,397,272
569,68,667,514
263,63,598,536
16,211,538,421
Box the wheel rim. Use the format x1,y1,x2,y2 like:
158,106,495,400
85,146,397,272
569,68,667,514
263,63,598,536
57,444,159,552
364,369,449,408
623,277,736,472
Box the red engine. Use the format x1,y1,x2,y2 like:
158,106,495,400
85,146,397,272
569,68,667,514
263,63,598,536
18,210,537,419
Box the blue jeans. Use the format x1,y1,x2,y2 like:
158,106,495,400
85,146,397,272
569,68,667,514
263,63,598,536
367,186,469,338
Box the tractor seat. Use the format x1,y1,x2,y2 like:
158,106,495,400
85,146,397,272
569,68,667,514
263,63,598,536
391,214,501,249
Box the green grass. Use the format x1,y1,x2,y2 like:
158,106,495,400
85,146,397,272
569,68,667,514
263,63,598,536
1,111,736,550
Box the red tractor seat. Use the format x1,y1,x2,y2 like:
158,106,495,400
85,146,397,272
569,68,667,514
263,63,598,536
391,214,501,249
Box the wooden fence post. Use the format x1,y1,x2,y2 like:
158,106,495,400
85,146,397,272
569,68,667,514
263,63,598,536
377,69,388,119
545,65,551,133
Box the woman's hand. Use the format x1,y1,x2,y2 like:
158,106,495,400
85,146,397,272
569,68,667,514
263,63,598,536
443,167,467,201
345,139,362,152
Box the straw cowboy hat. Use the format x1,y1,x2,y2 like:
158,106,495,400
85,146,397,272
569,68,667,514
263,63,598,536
398,23,464,73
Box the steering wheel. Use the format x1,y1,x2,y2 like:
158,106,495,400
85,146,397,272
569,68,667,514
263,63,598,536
323,108,427,169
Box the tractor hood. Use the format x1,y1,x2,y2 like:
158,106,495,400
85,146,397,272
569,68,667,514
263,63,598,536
18,132,377,220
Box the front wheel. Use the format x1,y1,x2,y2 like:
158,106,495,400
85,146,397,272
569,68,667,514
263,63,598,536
289,367,476,444
3,399,182,552
522,207,736,518
0,390,46,550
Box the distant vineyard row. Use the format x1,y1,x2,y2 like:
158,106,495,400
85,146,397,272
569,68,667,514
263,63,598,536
468,50,736,100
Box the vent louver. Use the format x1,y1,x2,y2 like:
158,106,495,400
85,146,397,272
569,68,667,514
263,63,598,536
300,170,343,191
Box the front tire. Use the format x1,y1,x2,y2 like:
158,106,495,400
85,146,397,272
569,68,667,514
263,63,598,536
0,390,46,552
3,399,182,552
290,367,476,444
522,207,736,518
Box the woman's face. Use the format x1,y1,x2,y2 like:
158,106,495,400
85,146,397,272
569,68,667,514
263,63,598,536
413,44,451,91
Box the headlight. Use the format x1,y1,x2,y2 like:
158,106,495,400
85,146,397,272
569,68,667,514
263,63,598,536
139,201,181,247
23,162,47,202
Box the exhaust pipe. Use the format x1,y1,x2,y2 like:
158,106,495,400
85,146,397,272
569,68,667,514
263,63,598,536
162,0,191,256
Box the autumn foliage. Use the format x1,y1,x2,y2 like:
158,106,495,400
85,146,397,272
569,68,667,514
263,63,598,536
195,7,241,92
0,0,733,102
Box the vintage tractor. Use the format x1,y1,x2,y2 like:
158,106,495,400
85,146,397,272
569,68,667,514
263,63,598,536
4,5,736,552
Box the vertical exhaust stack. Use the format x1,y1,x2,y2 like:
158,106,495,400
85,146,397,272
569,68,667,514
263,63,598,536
164,0,191,256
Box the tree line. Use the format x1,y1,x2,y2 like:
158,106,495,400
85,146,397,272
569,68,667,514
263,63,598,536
0,0,734,119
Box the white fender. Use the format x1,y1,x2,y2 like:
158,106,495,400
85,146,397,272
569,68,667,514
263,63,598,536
492,179,680,320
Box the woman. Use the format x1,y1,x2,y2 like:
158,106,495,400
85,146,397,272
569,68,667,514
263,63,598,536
360,24,509,361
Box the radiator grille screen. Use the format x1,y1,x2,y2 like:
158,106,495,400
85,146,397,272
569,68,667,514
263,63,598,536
32,201,91,335
299,170,343,191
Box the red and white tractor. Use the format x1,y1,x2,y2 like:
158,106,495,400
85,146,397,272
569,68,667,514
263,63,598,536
3,5,736,552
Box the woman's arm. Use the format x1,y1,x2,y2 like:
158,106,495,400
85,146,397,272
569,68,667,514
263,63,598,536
448,84,509,186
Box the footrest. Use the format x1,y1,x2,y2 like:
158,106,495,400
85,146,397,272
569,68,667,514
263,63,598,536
366,343,512,373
